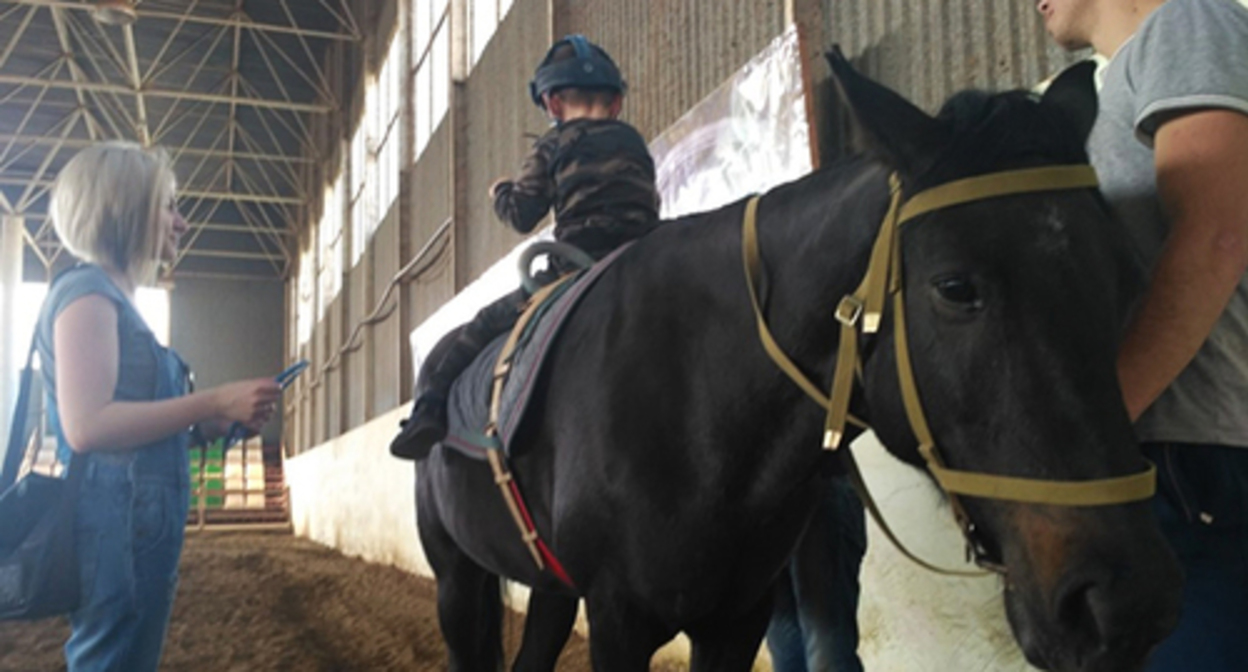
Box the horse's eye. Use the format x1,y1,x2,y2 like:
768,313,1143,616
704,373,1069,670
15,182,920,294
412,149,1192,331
932,275,983,310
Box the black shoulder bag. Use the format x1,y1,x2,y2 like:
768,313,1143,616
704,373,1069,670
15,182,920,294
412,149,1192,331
0,333,81,620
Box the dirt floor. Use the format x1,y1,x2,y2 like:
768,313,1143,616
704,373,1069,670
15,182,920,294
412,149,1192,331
0,531,686,671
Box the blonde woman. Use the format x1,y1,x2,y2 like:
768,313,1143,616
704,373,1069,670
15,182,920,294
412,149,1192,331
36,141,281,671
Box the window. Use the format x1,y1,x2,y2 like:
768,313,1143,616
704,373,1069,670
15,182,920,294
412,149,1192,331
469,0,514,68
134,288,170,346
296,242,315,347
349,119,374,267
316,177,344,319
9,283,170,373
411,0,450,159
10,284,47,374
375,32,403,220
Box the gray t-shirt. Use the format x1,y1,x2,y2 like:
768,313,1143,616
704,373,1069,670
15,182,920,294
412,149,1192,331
1089,0,1248,446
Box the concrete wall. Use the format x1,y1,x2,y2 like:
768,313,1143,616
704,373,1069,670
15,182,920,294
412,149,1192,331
457,0,551,285
170,276,285,446
822,0,1080,114
558,0,789,141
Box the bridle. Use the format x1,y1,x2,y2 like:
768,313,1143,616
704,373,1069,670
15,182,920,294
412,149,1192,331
742,165,1157,574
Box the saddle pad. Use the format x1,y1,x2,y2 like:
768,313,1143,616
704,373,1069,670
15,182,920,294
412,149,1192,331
441,243,631,460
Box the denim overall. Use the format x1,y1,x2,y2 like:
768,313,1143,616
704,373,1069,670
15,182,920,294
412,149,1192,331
766,476,866,672
39,267,191,672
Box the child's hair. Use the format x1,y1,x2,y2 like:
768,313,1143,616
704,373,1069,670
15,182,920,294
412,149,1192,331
543,43,622,108
51,141,175,287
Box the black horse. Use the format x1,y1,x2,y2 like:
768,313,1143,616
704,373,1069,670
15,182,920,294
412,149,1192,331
413,52,1182,672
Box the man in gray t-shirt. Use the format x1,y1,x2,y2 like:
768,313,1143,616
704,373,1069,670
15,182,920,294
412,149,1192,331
1037,0,1248,669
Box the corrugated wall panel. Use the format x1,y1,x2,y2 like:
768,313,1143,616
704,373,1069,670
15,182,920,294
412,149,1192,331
821,0,1082,114
171,278,285,446
460,0,551,284
326,294,345,440
405,122,456,395
346,260,370,430
371,207,402,416
558,0,787,141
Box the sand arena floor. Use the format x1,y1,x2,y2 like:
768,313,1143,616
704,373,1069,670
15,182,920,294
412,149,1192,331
0,531,686,671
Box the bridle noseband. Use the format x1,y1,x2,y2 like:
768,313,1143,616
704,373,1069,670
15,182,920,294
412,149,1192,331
743,165,1157,574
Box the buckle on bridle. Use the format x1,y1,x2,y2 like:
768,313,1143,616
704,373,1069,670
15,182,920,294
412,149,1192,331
835,295,864,327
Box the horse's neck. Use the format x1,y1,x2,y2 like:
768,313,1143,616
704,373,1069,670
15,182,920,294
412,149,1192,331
752,161,890,358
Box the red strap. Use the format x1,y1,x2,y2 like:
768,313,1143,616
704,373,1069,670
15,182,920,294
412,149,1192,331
507,479,577,589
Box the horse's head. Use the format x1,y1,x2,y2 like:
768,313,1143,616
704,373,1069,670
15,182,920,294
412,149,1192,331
827,50,1181,671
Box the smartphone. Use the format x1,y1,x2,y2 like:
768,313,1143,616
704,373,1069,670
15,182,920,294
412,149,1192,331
275,359,309,390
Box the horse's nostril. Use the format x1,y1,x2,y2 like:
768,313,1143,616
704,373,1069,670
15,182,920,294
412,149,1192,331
1050,564,1181,671
1054,574,1108,663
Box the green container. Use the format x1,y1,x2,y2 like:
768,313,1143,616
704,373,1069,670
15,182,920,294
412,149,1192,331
206,446,223,462
204,463,223,476
188,447,202,463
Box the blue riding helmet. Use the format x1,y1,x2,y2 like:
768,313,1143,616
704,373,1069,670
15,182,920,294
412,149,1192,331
528,34,626,109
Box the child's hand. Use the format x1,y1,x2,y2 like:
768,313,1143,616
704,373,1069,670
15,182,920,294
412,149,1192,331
489,178,512,200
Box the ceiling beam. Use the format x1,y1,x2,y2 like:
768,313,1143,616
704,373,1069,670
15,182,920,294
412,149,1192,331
122,23,150,144
12,0,360,41
50,8,105,140
179,248,288,261
21,211,291,235
0,176,303,205
0,73,333,113
0,132,315,163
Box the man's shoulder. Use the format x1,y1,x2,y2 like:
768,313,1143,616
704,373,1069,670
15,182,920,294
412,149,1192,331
1138,0,1247,43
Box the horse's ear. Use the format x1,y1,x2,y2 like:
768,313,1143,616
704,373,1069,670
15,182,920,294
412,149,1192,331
825,45,947,174
1039,60,1099,145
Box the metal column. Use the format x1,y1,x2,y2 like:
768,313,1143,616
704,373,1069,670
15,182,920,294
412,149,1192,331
0,215,24,469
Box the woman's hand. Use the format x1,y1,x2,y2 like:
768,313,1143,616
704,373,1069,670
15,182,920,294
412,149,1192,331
212,378,282,432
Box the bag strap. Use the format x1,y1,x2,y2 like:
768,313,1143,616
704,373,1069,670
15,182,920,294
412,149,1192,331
1,332,39,491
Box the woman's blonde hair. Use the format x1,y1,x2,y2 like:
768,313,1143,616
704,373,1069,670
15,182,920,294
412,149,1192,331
50,141,176,286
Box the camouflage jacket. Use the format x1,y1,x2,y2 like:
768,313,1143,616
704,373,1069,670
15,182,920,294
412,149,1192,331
492,118,660,260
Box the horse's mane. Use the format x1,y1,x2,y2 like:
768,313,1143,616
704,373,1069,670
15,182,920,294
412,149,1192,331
919,88,1090,186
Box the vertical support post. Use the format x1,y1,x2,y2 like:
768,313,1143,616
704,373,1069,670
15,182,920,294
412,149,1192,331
0,214,24,470
547,0,557,45
791,0,831,164
397,0,415,402
449,0,469,292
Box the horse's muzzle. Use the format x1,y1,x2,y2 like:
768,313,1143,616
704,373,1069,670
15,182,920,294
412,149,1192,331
1003,507,1182,672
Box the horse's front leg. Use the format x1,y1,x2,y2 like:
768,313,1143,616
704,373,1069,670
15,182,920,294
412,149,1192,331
685,596,775,672
512,590,579,672
584,581,675,671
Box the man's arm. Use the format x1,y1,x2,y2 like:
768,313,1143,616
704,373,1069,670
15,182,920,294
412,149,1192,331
493,134,558,233
1118,109,1248,420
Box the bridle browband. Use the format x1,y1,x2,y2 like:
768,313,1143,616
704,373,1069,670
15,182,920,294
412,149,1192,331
743,165,1157,575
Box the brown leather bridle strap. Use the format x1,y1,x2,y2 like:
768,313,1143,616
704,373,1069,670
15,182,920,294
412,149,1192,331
742,165,1158,574
743,196,869,431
